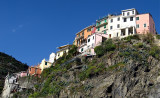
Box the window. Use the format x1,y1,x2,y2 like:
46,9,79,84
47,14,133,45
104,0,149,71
130,17,133,21
136,24,139,28
117,33,118,37
93,36,94,39
124,18,127,22
127,12,130,16
117,17,120,21
97,28,100,31
132,11,134,14
123,12,125,16
87,28,91,32
88,38,90,42
82,32,84,35
30,68,31,71
35,68,37,73
58,53,60,56
117,24,120,28
104,25,106,28
104,30,106,34
136,17,139,20
81,48,83,52
144,24,146,27
97,22,99,26
45,62,47,65
110,26,113,30
105,19,107,23
79,34,80,37
110,19,113,23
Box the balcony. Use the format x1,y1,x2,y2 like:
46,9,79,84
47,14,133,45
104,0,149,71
96,22,108,28
76,35,84,40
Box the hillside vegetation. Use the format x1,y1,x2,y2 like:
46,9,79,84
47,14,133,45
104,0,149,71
14,34,160,98
0,52,28,94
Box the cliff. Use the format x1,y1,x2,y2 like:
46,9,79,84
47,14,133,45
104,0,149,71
4,34,160,98
0,52,28,94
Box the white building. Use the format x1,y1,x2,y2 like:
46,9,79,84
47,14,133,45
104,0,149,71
49,52,55,63
107,8,137,38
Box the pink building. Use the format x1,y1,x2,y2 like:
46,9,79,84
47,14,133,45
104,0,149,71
20,71,28,77
136,13,156,34
86,33,108,55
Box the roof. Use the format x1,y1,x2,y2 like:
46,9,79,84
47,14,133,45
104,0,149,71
96,16,108,22
57,44,72,49
76,25,93,35
121,8,136,12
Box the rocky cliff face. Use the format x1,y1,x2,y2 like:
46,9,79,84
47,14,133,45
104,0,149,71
4,34,160,98
0,52,28,95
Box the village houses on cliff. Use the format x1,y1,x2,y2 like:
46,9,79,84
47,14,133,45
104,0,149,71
28,8,156,76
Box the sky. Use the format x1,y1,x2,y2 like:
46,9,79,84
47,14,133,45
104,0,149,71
0,0,159,66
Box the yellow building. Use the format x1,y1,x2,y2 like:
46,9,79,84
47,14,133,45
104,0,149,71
55,44,72,60
39,59,52,71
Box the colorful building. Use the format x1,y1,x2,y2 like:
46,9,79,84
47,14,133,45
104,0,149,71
136,13,156,34
96,16,108,34
75,25,93,47
20,71,28,77
55,44,72,60
28,65,41,77
39,59,52,71
79,33,108,56
107,8,137,38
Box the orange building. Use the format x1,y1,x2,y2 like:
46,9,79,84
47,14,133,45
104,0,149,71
75,25,94,47
28,65,42,77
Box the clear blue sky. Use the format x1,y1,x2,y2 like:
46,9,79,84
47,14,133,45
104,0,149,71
0,0,159,66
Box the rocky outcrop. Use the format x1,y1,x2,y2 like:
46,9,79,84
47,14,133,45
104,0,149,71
58,56,160,98
1,73,36,98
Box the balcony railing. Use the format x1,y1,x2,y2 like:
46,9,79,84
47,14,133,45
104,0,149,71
96,22,108,28
76,35,84,40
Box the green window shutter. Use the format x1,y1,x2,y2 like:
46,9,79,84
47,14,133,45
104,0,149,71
104,25,106,28
98,28,100,31
81,48,83,52
105,19,106,23
136,17,139,20
104,30,106,34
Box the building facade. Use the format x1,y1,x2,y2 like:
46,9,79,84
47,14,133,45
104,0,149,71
136,13,156,34
75,25,93,47
107,8,137,38
96,16,108,34
28,65,41,77
49,52,56,63
55,45,72,60
39,59,52,71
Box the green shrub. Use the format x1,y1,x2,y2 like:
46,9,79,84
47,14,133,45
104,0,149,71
142,33,154,44
133,43,143,48
94,45,105,57
68,45,78,56
107,62,125,71
156,35,160,39
149,45,160,59
122,35,140,42
104,39,116,52
29,92,39,98
119,51,130,57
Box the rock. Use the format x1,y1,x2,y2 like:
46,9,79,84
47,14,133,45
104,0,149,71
157,76,160,82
